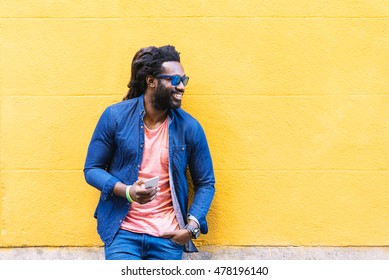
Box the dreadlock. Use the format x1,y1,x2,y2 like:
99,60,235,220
123,45,181,100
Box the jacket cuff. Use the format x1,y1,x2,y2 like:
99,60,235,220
100,177,120,201
187,214,200,228
188,204,208,234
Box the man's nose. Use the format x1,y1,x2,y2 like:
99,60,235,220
175,81,185,92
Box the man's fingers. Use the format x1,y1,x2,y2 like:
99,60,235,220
135,179,145,185
136,191,159,204
137,188,159,200
130,180,159,204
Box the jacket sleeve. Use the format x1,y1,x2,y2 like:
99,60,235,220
83,106,120,201
188,122,216,234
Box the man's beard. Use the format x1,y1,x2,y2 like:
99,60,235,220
151,83,182,111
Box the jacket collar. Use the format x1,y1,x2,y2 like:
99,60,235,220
138,94,146,117
138,94,175,122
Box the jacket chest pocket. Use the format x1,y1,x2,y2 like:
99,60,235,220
172,145,188,171
116,131,138,162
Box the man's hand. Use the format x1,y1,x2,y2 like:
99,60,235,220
113,179,159,204
129,179,159,204
160,229,192,246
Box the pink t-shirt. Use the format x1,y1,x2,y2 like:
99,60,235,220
120,118,179,236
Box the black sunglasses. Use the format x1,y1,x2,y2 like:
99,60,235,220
155,74,189,86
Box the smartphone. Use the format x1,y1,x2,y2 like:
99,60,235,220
144,176,159,188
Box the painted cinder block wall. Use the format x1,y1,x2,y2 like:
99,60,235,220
1,1,388,248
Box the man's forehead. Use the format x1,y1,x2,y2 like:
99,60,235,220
161,61,185,74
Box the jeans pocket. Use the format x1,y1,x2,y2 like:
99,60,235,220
168,238,185,248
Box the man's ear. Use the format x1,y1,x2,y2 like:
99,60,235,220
146,75,157,88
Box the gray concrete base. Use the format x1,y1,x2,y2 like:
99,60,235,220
1,246,389,260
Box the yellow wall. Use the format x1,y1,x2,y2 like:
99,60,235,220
1,1,388,247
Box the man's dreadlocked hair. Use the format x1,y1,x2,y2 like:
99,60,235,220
123,45,181,100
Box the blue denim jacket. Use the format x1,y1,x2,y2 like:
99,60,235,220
84,94,215,252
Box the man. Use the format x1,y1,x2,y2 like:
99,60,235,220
84,45,215,260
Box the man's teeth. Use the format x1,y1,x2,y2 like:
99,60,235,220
173,93,183,99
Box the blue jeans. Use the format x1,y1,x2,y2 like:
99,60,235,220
104,229,184,260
